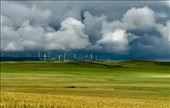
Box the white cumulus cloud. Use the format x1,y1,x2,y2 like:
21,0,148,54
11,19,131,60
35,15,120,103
156,21,170,42
122,6,155,30
1,18,90,51
97,29,129,53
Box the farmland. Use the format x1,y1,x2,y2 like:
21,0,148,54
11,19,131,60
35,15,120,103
0,61,170,108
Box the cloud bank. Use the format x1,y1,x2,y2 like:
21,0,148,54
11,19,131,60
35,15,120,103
1,1,170,58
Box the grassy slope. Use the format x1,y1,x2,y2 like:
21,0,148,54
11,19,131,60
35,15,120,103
0,61,170,108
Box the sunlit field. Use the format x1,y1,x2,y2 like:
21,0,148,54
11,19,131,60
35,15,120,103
1,61,170,108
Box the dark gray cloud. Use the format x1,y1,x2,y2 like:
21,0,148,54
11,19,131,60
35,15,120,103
1,1,170,59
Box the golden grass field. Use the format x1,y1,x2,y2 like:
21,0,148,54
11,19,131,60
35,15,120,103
1,92,169,108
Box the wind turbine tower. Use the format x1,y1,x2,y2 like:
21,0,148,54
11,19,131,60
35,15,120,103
43,53,47,61
90,54,93,61
58,55,61,62
74,53,76,60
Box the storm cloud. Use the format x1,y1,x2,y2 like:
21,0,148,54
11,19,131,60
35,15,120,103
1,1,170,59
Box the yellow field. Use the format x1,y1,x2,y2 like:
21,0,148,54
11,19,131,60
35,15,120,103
1,92,169,108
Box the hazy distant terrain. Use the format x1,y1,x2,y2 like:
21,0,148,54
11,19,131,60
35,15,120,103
1,61,170,108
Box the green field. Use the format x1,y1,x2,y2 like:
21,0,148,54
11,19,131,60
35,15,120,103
0,61,170,108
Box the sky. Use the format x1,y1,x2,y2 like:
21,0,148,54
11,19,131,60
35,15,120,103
1,0,170,60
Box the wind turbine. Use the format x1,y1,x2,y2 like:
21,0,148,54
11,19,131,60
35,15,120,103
43,53,47,61
90,54,93,61
58,55,61,62
74,53,76,60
